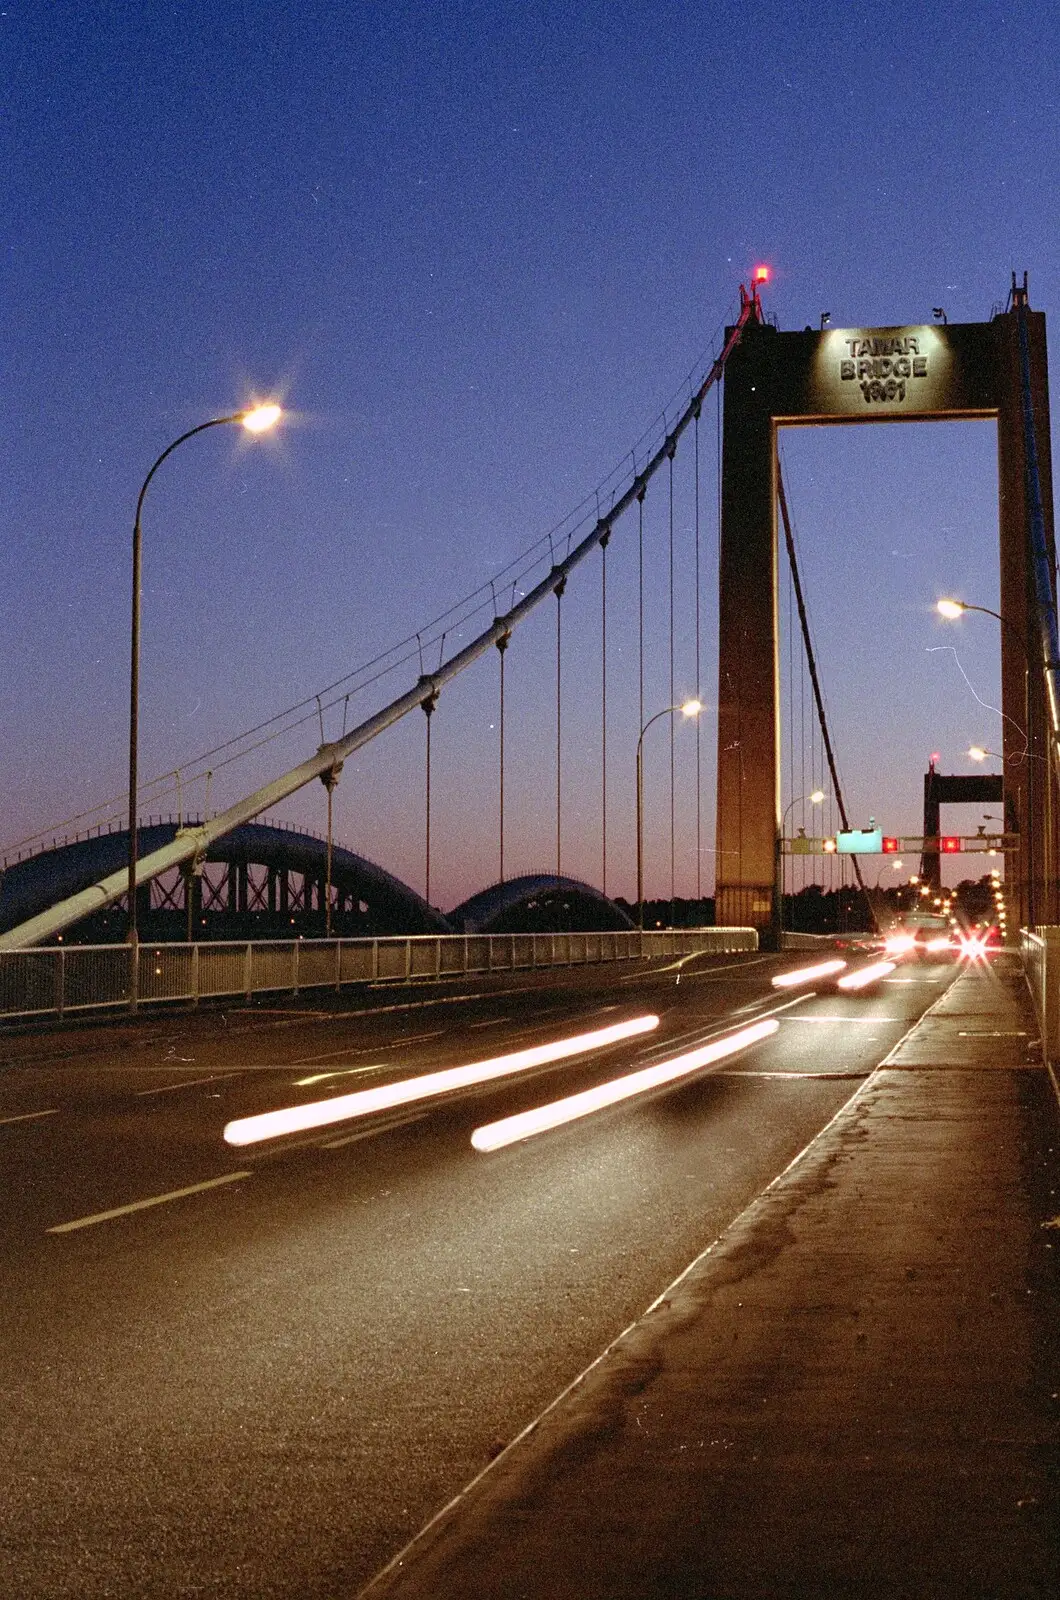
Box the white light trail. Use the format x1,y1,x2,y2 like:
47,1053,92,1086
223,1014,660,1147
771,958,847,988
836,960,896,991
470,1018,779,1154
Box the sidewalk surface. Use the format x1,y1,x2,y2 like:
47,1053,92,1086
361,954,1060,1599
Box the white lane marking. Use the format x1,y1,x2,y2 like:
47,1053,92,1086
619,953,771,984
47,1171,251,1234
0,1107,59,1126
292,1029,446,1067
294,1064,389,1086
227,1008,332,1017
714,1069,869,1079
783,1015,905,1023
321,1112,428,1149
136,1072,240,1097
958,1030,1028,1037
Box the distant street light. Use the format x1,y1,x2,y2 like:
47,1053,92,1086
127,403,283,1010
636,700,702,929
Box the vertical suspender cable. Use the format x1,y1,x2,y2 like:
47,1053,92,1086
601,534,609,895
668,445,676,919
799,616,807,894
325,780,334,937
320,764,342,938
638,490,645,744
694,406,702,901
555,576,566,878
423,693,438,905
497,634,509,884
786,547,794,917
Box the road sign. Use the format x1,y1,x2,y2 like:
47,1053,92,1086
836,827,882,854
780,833,1018,856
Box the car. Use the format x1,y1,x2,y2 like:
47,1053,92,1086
882,911,954,959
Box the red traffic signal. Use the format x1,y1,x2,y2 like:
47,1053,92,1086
941,835,961,853
882,836,899,853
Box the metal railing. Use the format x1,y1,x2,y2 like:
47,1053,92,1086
1021,928,1060,1062
0,927,757,1023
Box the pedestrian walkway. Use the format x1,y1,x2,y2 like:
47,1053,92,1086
360,953,1060,1599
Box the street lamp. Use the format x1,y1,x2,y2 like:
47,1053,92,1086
636,699,702,928
938,595,1035,922
777,789,825,935
127,402,283,1010
781,788,825,835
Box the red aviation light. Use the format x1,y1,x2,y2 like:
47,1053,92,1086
753,264,771,284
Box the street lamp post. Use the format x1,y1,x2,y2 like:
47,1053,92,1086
937,596,1036,926
127,403,282,1011
636,699,702,929
777,789,825,935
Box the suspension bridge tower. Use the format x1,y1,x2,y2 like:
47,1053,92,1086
715,278,1056,936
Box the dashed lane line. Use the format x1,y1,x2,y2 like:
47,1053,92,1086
321,1112,429,1149
46,1171,251,1234
136,1072,242,1097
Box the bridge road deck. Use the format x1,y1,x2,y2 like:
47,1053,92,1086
363,953,1060,1599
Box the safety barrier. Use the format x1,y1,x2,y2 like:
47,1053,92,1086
0,927,758,1022
1021,927,1060,1063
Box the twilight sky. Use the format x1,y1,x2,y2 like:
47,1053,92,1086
3,0,1059,908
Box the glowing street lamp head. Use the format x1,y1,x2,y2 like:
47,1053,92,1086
936,598,966,620
680,698,703,718
968,745,987,762
809,789,825,805
241,402,282,434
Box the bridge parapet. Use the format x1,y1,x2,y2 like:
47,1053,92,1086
0,926,757,1024
1022,928,1060,1080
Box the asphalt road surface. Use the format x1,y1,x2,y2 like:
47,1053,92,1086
0,949,960,1597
